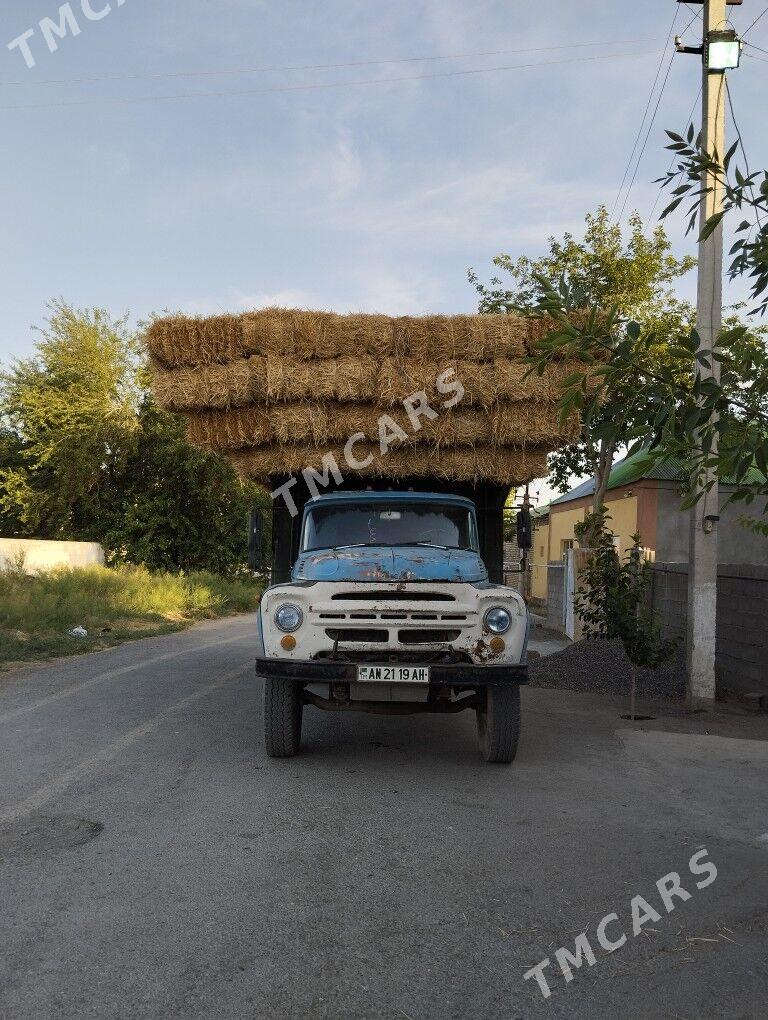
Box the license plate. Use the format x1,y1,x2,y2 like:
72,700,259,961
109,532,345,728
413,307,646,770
356,665,430,684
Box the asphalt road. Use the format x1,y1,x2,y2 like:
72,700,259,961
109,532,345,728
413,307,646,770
2,614,768,1019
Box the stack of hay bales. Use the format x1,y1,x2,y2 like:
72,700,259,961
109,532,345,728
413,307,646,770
146,308,587,484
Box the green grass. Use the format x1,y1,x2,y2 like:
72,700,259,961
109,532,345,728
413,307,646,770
0,563,263,667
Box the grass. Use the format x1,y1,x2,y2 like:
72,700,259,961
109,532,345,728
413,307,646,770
0,563,263,667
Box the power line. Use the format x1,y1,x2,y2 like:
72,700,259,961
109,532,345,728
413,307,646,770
647,84,702,222
742,5,768,36
617,46,678,222
0,38,655,89
610,8,680,220
743,39,768,55
744,49,768,61
725,76,764,227
0,49,659,113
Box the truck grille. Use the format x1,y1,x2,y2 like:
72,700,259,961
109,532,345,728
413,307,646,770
398,629,462,644
325,628,388,643
331,590,455,602
311,594,477,648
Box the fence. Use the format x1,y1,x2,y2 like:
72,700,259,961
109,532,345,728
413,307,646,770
649,562,768,696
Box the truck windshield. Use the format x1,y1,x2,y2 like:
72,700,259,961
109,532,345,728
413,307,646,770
302,503,477,553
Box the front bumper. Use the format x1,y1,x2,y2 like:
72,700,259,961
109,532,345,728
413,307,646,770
255,656,528,687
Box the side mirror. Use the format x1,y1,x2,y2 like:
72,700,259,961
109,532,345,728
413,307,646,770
248,510,263,572
516,508,532,551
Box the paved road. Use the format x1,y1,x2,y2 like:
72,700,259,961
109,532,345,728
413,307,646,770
2,615,768,1019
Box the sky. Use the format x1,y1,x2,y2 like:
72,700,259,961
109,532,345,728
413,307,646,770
1,0,766,500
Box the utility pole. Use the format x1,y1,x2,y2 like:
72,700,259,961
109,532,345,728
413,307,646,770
676,0,741,709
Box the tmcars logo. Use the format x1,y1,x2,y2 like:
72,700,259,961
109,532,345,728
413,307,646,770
7,1,128,70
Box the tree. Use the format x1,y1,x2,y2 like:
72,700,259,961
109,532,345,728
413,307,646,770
518,124,768,533
102,396,268,575
470,207,696,539
0,300,139,538
573,510,676,718
0,303,269,572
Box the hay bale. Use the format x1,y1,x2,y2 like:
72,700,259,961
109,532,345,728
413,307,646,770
227,443,550,485
150,356,266,411
146,308,538,369
242,309,395,361
183,400,580,451
151,351,598,413
145,315,245,369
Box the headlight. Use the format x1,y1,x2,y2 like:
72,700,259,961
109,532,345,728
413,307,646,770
274,603,303,633
484,606,512,635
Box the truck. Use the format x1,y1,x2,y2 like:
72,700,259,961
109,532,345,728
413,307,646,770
253,479,531,764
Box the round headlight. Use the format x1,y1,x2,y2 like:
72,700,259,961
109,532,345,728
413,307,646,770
484,606,512,635
275,603,303,633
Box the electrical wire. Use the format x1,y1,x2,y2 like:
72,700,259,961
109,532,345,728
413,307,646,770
0,38,655,89
617,46,678,222
0,49,660,113
742,5,768,37
725,76,764,227
744,49,768,61
647,84,702,222
610,8,680,220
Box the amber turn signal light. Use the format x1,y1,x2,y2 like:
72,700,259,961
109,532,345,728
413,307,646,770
281,634,297,651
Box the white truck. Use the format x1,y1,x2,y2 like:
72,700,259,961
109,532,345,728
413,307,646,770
254,487,531,763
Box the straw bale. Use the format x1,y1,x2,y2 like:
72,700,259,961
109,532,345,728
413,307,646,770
227,443,550,485
145,315,245,369
184,400,580,452
151,353,597,412
146,308,542,369
241,309,395,361
150,356,266,411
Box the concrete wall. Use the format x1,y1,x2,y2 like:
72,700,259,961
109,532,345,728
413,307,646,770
650,562,768,695
655,486,768,565
546,561,565,631
530,520,550,602
0,539,105,574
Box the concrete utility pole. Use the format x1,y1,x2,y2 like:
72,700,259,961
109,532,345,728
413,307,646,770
682,0,730,709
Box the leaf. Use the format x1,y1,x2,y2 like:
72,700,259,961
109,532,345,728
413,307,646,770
699,210,726,242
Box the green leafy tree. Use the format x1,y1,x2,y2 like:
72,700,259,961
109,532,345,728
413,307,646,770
0,301,139,538
470,207,696,536
520,125,768,535
102,397,269,575
1,302,270,573
573,511,676,667
573,511,676,715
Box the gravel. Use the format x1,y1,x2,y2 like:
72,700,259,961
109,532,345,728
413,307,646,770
529,635,687,701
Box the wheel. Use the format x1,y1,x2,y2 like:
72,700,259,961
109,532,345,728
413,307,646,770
476,684,521,764
264,678,303,758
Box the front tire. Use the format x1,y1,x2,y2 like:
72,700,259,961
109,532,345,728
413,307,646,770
264,678,303,758
476,684,521,764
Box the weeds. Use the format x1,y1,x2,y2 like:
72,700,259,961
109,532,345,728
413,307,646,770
0,564,262,666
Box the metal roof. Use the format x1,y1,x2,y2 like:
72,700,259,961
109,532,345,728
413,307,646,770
551,451,684,506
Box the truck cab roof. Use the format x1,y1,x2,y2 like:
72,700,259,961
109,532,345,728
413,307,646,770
304,491,477,510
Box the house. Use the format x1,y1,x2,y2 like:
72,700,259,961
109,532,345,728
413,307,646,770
531,450,768,574
530,451,768,695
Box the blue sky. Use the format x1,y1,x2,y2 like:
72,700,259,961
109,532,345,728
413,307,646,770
1,0,766,370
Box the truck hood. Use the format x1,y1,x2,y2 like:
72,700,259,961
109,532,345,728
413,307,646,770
293,546,488,583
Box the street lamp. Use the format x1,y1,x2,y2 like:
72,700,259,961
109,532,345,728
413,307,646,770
706,29,743,71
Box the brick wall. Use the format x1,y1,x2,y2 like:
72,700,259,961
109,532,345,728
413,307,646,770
649,563,768,695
